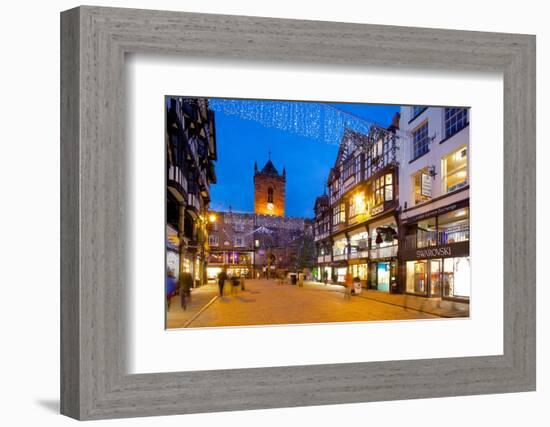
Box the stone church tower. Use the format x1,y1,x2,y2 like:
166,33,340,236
254,154,286,217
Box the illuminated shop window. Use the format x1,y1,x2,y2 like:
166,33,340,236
416,217,437,248
411,167,431,206
351,263,368,281
442,257,471,298
349,192,367,218
442,146,468,193
438,208,470,244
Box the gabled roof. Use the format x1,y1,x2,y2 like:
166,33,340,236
314,194,330,213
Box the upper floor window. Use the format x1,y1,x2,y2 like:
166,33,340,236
444,108,468,139
412,122,429,160
208,235,219,247
442,146,468,193
234,236,245,247
373,173,393,206
267,187,274,203
330,178,342,203
332,203,346,226
349,192,367,218
233,222,245,232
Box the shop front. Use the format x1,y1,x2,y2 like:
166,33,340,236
367,216,399,293
334,265,348,283
368,260,397,292
349,262,368,286
404,253,470,300
400,201,470,301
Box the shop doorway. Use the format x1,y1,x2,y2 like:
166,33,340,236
429,259,442,297
377,262,390,292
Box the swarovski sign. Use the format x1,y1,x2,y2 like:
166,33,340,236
416,246,452,258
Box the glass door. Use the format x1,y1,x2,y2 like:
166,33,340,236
413,261,427,295
429,259,442,297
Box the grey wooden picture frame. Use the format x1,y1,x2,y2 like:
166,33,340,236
60,5,536,421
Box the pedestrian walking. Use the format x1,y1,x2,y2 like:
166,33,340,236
180,272,192,310
166,270,177,309
298,272,304,288
217,268,228,297
344,271,353,300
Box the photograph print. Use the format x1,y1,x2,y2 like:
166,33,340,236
165,97,470,329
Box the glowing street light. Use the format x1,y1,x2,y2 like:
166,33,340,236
208,213,217,223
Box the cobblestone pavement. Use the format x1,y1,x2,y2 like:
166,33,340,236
184,279,438,328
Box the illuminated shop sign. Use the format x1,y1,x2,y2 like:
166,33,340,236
421,173,432,197
402,199,469,224
416,246,452,258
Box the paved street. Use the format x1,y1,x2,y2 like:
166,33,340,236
179,279,442,329
166,283,219,329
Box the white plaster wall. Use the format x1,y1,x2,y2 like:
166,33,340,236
399,106,470,213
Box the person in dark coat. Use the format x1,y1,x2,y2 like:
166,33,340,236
166,270,177,309
217,268,228,296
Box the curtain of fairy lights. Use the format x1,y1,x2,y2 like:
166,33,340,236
208,99,382,147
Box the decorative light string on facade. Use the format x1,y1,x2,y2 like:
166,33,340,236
208,99,392,147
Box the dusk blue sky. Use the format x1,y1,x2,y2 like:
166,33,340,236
208,99,400,218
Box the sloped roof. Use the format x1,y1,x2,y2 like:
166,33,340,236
260,159,280,176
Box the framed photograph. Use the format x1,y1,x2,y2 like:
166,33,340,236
61,6,536,420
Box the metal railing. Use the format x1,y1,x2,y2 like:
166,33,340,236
404,225,469,250
370,245,398,259
349,250,369,260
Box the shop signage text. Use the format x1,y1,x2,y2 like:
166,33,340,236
416,246,452,258
421,173,432,197
401,199,469,224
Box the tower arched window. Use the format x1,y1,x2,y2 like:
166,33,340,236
267,187,274,203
